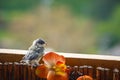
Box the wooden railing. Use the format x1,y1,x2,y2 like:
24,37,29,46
0,62,41,80
0,49,120,80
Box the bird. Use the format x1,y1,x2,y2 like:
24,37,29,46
20,38,46,67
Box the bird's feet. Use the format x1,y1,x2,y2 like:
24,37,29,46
31,63,40,69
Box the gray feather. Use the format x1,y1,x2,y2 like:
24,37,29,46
21,38,46,65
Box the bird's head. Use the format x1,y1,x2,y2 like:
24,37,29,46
33,38,47,47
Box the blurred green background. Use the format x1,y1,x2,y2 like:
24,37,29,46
0,0,120,55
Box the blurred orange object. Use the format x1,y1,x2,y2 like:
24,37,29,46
36,52,68,80
76,75,93,80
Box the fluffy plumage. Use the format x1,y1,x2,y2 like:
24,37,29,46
20,38,46,67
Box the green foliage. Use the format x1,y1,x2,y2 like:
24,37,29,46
53,0,94,16
53,0,120,20
0,0,120,53
96,5,120,38
0,0,40,12
0,29,10,38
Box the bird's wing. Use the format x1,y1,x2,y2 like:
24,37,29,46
27,51,44,60
28,52,39,60
21,50,34,60
28,45,37,50
22,45,44,61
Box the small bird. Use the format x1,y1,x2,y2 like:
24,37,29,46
20,38,46,67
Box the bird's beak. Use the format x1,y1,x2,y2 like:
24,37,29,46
44,42,47,46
